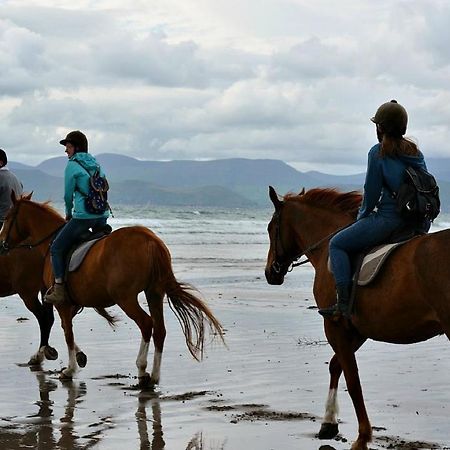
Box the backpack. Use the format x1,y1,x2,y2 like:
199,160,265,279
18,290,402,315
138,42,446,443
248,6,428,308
73,160,110,215
392,166,440,223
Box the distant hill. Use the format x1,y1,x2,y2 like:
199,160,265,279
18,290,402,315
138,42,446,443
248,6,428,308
8,154,450,210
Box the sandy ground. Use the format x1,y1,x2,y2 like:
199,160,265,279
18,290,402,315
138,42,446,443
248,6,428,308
0,263,449,450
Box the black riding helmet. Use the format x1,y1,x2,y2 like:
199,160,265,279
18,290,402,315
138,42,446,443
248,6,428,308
371,100,408,137
60,130,88,153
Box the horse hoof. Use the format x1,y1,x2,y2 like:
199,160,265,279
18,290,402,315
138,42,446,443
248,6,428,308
76,351,87,368
44,346,58,361
59,369,73,380
318,422,339,439
138,374,154,389
27,356,43,366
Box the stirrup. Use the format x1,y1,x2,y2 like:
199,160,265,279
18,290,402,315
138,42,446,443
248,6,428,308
318,304,340,318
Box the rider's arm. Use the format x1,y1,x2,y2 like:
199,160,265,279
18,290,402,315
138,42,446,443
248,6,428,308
357,145,383,220
64,162,76,218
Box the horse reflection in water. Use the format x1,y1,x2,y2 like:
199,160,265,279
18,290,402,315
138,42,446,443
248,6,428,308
265,186,450,450
136,391,165,450
0,368,225,450
0,195,224,387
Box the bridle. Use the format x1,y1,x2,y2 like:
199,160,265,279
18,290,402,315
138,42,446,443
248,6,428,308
0,202,63,253
270,207,348,275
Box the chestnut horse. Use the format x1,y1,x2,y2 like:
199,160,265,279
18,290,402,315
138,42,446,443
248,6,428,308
0,194,57,365
265,186,450,450
0,196,224,387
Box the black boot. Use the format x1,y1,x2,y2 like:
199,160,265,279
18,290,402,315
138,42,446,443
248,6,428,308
318,284,351,319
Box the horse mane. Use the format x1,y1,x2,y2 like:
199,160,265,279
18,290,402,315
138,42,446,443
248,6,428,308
19,197,64,221
284,188,362,218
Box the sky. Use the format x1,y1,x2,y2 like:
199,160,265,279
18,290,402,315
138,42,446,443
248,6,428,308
1,0,450,174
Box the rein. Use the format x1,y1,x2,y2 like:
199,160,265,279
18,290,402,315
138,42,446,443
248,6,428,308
271,207,351,274
1,202,64,253
288,226,348,269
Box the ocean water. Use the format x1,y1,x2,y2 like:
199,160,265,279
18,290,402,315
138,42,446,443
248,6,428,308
107,205,275,288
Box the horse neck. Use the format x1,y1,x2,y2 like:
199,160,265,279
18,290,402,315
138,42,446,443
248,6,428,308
288,202,353,266
22,203,64,246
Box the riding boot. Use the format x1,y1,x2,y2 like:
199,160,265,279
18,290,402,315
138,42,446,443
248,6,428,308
44,283,65,305
318,284,351,319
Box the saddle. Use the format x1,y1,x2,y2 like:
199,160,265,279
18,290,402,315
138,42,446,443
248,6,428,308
66,224,112,273
347,228,425,314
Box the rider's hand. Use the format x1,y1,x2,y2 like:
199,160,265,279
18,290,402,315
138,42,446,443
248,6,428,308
65,215,72,222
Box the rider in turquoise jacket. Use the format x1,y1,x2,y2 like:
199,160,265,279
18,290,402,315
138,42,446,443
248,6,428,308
64,152,109,220
45,131,109,306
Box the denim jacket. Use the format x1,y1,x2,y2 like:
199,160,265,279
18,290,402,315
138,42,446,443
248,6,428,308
357,143,427,220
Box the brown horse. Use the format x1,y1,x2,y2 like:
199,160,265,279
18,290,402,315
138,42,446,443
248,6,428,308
0,193,57,365
0,196,224,387
265,186,450,450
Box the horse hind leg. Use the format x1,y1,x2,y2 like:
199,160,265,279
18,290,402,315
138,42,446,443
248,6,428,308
145,288,167,386
117,296,154,388
58,305,79,379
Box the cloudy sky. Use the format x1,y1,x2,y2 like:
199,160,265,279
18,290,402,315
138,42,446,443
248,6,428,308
1,0,450,174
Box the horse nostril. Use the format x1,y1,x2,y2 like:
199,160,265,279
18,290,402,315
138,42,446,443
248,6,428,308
0,241,9,254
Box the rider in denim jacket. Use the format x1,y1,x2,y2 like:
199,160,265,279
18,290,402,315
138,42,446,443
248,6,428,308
319,100,430,319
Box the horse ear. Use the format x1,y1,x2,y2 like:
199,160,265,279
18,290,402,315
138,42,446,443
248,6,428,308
299,187,305,195
24,191,33,200
269,186,282,210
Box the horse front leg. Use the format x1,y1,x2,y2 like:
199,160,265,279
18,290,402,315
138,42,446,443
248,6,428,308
318,354,341,439
319,336,367,440
21,293,58,365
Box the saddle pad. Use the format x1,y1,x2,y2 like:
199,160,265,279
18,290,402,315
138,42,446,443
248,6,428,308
68,237,105,272
357,242,405,286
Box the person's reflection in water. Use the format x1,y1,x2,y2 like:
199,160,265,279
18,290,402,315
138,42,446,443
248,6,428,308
136,390,165,449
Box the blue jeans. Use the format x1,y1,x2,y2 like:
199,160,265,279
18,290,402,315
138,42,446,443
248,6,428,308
50,217,107,280
329,213,404,287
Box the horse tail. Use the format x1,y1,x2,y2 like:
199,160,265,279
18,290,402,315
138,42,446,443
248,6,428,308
94,307,118,328
165,278,225,361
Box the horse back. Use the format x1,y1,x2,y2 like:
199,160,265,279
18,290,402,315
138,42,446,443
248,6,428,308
350,231,449,344
48,226,173,307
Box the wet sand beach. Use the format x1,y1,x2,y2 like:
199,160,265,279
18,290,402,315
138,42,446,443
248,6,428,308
0,256,449,450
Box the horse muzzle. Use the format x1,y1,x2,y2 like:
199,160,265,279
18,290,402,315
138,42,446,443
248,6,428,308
265,264,285,285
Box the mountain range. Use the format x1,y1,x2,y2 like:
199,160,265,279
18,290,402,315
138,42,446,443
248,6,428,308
8,154,450,210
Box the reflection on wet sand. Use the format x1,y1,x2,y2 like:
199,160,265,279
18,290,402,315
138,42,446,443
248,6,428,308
0,367,224,450
186,432,226,450
136,390,226,450
0,367,106,450
136,390,165,450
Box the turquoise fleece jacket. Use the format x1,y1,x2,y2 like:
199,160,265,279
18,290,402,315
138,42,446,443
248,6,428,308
64,153,109,219
358,143,427,220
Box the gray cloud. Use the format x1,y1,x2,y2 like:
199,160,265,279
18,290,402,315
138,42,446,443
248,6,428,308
1,0,450,173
